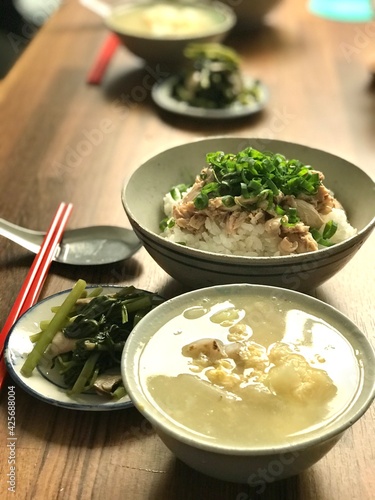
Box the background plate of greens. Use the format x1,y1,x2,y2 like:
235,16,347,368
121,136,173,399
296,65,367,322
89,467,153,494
151,75,268,120
4,284,163,411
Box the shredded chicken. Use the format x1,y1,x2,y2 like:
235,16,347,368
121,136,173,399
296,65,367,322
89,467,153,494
225,211,249,233
177,167,217,203
297,178,336,215
279,222,318,254
45,331,76,358
279,238,298,254
264,217,281,236
283,197,324,228
166,162,348,255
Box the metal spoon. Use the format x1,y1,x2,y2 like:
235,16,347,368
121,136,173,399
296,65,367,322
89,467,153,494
0,218,141,265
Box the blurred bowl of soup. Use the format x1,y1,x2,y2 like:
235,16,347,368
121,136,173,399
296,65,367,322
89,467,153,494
105,0,237,65
122,284,375,483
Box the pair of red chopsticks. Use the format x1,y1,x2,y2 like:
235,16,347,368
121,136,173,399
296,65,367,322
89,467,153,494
0,202,73,389
86,33,120,85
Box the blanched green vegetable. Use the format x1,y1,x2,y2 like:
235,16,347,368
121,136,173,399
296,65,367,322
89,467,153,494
57,286,164,397
24,282,164,398
21,279,87,377
172,43,262,109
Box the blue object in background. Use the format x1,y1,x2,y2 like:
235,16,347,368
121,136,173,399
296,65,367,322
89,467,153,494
309,0,374,22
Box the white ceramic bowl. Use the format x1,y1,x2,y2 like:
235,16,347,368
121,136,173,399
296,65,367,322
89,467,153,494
121,284,375,483
105,0,237,65
122,137,375,292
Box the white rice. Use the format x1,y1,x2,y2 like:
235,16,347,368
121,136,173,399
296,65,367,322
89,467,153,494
320,208,357,244
161,192,357,257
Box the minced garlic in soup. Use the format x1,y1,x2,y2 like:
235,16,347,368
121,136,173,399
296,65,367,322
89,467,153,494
140,293,361,448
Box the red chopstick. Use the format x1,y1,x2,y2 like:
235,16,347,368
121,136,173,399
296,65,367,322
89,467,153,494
0,202,73,389
86,33,120,85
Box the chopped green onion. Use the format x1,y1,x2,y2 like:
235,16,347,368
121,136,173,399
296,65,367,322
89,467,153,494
202,147,320,205
287,208,299,225
323,220,338,239
265,178,279,195
241,182,250,198
310,228,335,247
275,205,286,216
194,192,209,210
221,195,235,207
311,221,339,246
201,182,219,196
248,179,263,194
159,217,175,231
170,183,189,200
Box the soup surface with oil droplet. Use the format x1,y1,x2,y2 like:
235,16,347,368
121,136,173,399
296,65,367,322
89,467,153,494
139,292,363,448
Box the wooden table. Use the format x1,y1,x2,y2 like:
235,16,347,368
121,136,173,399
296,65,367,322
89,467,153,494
0,0,374,498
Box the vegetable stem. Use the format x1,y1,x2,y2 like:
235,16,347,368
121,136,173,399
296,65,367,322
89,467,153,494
112,385,127,399
21,279,87,377
68,352,100,395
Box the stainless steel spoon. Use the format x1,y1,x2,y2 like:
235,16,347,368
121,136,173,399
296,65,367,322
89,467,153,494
0,218,141,265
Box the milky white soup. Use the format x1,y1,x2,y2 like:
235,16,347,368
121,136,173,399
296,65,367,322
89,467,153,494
139,291,362,448
108,3,226,38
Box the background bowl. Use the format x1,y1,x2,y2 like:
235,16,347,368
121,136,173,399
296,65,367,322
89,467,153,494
122,284,375,483
122,137,375,292
220,0,282,29
105,0,237,65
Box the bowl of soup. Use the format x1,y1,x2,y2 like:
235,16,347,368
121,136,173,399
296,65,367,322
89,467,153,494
105,0,237,65
121,284,375,483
